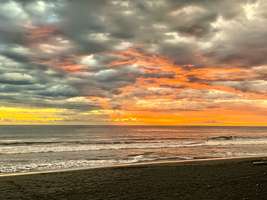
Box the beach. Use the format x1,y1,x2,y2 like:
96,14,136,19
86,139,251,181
0,157,267,200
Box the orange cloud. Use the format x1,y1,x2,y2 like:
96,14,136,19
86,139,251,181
25,24,87,73
98,48,267,125
25,24,59,44
110,106,267,126
36,56,86,73
109,48,267,99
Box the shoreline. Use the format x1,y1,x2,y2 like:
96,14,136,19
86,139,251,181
1,155,266,178
1,155,267,199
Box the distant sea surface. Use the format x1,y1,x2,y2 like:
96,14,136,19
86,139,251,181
1,125,267,174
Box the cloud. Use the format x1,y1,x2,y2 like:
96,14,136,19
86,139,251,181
0,0,266,124
0,72,35,84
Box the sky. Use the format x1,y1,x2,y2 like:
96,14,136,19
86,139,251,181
0,0,267,125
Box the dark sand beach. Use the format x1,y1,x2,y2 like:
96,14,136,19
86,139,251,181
1,157,267,200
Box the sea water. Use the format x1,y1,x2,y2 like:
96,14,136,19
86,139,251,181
0,125,267,174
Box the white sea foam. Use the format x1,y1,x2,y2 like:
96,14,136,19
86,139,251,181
1,137,267,155
0,159,122,173
0,140,202,154
0,155,179,173
206,138,267,146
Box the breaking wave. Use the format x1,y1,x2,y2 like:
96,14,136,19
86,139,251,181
0,155,194,173
1,135,267,155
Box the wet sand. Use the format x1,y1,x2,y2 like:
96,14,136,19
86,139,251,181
1,157,267,200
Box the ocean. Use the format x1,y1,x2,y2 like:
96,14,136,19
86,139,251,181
0,125,267,174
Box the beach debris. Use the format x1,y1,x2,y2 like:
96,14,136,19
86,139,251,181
252,161,267,166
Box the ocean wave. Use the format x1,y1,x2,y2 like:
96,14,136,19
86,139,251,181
1,135,265,146
206,136,267,146
0,141,62,146
207,135,267,141
0,138,190,146
1,136,267,155
0,159,128,173
0,155,193,173
0,140,203,154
